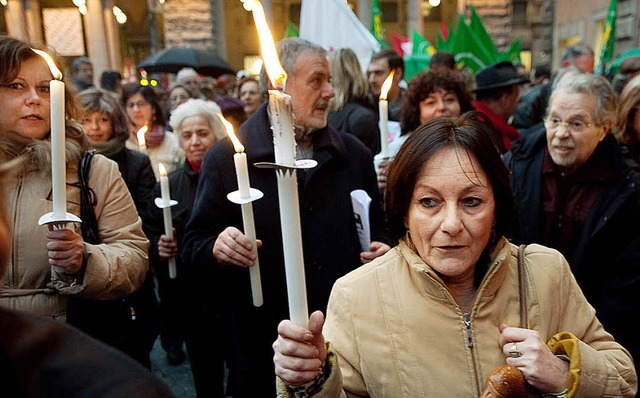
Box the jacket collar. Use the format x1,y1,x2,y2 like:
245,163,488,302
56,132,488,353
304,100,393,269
397,236,513,303
238,103,348,163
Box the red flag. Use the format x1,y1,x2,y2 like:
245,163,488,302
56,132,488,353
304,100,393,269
440,21,448,41
390,32,410,56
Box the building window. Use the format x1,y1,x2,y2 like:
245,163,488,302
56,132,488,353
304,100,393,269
512,1,527,25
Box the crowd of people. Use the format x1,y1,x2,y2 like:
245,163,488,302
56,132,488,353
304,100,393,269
0,30,639,398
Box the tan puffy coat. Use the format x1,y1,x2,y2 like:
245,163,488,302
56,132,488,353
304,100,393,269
1,153,149,319
310,238,637,397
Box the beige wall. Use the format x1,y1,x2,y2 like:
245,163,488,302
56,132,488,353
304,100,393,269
553,0,639,68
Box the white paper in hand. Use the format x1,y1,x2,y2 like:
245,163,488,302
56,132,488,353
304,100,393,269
350,189,371,252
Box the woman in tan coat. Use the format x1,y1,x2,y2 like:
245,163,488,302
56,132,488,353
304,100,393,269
273,114,637,397
0,36,148,319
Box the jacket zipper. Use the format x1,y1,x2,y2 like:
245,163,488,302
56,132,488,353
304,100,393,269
9,175,24,287
464,312,473,347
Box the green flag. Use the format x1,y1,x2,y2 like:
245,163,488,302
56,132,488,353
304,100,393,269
469,6,500,62
371,0,386,47
411,30,436,56
500,37,522,63
283,21,299,38
595,0,617,75
450,15,492,73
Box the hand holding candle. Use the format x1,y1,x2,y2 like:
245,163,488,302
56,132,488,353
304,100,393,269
158,163,177,279
378,70,394,159
220,114,264,307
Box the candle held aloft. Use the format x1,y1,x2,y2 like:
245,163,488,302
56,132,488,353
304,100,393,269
158,163,176,279
246,0,309,325
32,49,66,219
50,78,66,219
378,70,394,158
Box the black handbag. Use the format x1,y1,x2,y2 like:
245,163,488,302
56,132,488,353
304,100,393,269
66,150,160,367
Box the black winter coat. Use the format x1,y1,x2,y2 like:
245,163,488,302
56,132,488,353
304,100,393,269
328,99,380,155
182,103,387,396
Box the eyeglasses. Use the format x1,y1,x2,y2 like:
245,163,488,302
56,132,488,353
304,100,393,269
544,117,594,133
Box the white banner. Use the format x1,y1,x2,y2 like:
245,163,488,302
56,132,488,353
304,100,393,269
299,0,381,72
42,8,85,57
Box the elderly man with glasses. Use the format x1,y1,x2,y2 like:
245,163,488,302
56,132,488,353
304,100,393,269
504,70,640,378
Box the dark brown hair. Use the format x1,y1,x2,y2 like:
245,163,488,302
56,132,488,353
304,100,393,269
121,83,167,127
385,111,514,245
0,35,81,120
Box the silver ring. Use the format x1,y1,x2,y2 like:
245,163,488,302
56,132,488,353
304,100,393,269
508,343,522,358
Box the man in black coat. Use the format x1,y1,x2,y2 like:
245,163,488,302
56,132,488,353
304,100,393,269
505,72,640,377
182,38,389,397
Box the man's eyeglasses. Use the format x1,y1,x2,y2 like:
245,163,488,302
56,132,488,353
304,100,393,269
544,117,593,133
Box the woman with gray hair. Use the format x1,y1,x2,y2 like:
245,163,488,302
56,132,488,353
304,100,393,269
154,98,228,395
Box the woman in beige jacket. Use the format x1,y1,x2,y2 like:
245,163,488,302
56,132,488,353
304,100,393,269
273,114,637,397
0,36,148,320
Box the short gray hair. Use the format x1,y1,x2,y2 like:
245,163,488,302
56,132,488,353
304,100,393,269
550,72,617,130
277,38,327,78
176,67,200,83
169,98,227,142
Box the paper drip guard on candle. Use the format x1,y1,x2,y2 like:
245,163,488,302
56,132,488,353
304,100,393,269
227,188,264,204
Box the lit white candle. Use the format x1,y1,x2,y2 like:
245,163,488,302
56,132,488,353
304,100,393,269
159,163,176,279
33,49,66,220
378,70,394,158
220,114,263,307
247,0,309,326
136,125,148,154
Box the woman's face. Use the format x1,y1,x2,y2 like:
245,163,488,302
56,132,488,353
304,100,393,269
125,92,153,129
178,115,217,166
406,146,495,283
79,111,113,143
419,89,461,125
239,80,261,116
0,57,52,140
169,87,190,111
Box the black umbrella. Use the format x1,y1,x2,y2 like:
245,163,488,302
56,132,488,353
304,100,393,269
137,46,234,77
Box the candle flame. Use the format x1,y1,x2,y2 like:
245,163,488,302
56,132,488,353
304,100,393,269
379,70,395,101
244,0,287,89
136,125,148,146
159,163,167,177
32,49,63,80
218,113,244,153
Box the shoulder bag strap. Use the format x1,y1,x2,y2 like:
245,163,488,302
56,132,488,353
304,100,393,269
78,150,100,244
518,244,528,328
